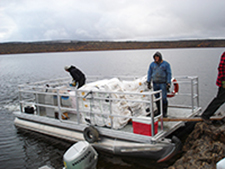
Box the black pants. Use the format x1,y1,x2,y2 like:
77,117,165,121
202,87,225,119
77,77,86,88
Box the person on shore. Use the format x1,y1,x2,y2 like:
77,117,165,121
201,51,225,124
64,65,86,88
147,52,172,117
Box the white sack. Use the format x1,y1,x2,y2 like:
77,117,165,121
69,76,155,129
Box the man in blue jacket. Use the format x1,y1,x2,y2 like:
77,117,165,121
147,52,172,117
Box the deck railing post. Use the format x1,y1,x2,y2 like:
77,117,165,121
35,90,41,116
57,89,62,121
109,93,113,129
196,77,199,108
90,92,94,122
150,93,155,137
75,88,80,124
159,90,164,131
34,92,38,115
191,78,194,112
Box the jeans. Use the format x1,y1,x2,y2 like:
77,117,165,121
153,83,168,104
202,87,225,119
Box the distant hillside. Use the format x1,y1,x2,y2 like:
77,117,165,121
1,39,225,54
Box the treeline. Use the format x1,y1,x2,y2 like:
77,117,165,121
1,39,225,54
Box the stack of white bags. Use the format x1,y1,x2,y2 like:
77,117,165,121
69,76,155,129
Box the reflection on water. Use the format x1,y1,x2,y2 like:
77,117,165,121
15,129,71,169
0,48,225,168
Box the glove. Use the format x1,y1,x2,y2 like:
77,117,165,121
147,81,151,89
166,83,171,92
72,81,76,87
222,81,225,88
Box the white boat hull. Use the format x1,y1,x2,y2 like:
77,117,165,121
14,112,181,162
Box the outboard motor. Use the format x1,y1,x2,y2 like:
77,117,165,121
63,141,98,169
217,158,225,169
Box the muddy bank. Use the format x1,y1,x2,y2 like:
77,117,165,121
168,122,225,169
1,39,225,54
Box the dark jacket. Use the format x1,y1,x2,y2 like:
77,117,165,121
67,66,86,88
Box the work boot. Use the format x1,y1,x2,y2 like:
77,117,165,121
201,115,212,125
145,107,160,117
163,103,168,118
156,101,161,116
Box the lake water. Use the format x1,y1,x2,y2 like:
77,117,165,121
0,47,225,169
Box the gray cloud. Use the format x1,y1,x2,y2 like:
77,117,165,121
1,0,225,42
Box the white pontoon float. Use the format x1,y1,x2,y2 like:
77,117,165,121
13,75,201,162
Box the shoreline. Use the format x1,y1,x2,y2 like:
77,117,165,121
1,39,225,55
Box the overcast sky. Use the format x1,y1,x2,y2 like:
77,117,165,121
1,0,225,42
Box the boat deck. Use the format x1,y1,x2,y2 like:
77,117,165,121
94,106,200,139
15,75,202,143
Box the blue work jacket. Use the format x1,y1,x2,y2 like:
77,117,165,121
147,61,172,84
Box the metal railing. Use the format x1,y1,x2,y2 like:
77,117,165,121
168,76,200,113
17,75,201,138
18,76,163,137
